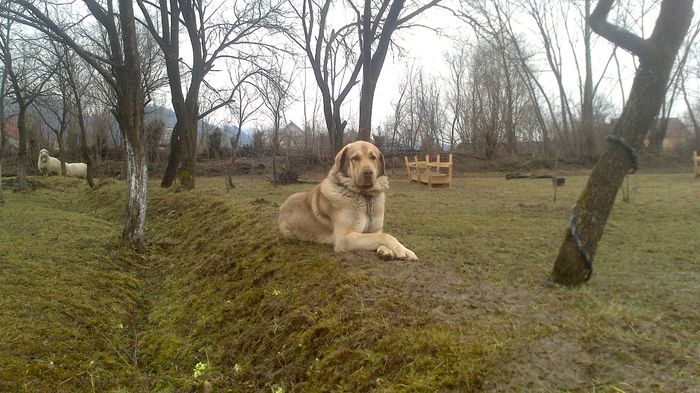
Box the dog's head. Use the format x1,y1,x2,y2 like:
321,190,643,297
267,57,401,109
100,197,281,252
39,149,50,163
330,141,386,191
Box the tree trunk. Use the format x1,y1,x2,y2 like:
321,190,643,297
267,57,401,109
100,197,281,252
161,125,181,187
231,125,243,162
0,129,3,203
57,136,67,175
646,115,668,154
552,0,693,285
117,0,148,249
580,0,597,163
75,101,94,188
178,116,197,189
0,161,3,203
357,0,407,142
272,112,279,183
683,85,700,151
1,66,6,202
358,78,377,141
16,104,28,190
123,137,148,250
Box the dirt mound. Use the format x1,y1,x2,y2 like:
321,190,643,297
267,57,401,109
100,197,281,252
83,179,509,392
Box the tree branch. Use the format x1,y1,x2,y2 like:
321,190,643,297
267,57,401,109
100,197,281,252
589,0,651,59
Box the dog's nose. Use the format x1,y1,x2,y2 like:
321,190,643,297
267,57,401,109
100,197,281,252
362,168,373,178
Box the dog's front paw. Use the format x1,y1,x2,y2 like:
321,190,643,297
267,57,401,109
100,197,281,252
403,247,418,260
376,245,394,260
395,245,417,260
388,243,418,261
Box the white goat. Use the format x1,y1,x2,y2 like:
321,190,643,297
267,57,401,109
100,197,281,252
65,162,88,179
37,149,61,176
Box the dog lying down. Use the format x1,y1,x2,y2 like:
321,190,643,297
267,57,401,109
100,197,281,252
279,141,417,260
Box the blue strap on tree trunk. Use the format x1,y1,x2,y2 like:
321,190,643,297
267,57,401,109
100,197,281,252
606,135,640,173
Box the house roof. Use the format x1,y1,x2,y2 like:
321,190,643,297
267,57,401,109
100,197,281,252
665,118,692,139
595,117,691,139
281,121,303,135
2,119,19,140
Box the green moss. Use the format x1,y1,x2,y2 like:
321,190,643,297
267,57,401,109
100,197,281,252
0,177,147,392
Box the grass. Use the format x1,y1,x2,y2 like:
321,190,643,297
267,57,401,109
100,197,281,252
0,170,699,392
0,179,145,391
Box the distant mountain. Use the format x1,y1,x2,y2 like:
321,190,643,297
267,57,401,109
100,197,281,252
144,105,252,146
144,105,178,129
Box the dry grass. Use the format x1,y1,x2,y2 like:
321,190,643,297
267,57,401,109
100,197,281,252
1,170,699,392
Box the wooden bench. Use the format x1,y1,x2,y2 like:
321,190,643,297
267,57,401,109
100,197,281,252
404,154,453,188
694,151,700,177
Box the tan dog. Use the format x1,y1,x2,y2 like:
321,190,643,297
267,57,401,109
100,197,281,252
279,141,417,260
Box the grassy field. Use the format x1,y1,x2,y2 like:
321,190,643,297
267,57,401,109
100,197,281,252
0,170,698,392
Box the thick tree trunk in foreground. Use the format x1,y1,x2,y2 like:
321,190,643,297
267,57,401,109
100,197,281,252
552,0,693,285
114,0,148,250
123,138,148,249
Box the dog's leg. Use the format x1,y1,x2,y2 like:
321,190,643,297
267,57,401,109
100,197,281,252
376,245,395,260
335,232,417,260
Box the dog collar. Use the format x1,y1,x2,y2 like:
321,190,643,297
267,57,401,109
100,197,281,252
363,195,374,233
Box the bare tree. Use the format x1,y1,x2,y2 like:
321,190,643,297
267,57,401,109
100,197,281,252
34,41,76,176
0,19,54,190
0,17,7,203
137,0,282,189
257,63,294,183
35,96,70,176
400,64,425,150
453,0,555,159
552,0,694,285
445,46,468,151
354,0,443,141
5,0,150,249
681,77,700,151
228,66,263,161
383,76,408,150
144,118,165,163
416,73,446,153
288,0,363,154
60,45,97,188
646,20,700,154
458,38,531,159
300,67,323,155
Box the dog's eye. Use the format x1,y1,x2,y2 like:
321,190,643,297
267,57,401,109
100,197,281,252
370,155,377,160
351,156,360,161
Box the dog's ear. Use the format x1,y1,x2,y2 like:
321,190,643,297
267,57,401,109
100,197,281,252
378,151,386,177
330,145,350,177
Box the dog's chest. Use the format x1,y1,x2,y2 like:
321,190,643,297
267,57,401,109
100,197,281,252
351,195,384,233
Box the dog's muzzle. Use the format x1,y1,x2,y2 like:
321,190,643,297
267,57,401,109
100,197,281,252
361,168,374,187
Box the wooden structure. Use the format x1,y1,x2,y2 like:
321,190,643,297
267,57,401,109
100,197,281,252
694,151,700,177
404,154,453,187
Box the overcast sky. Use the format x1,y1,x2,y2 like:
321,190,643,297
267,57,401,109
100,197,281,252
145,0,700,133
